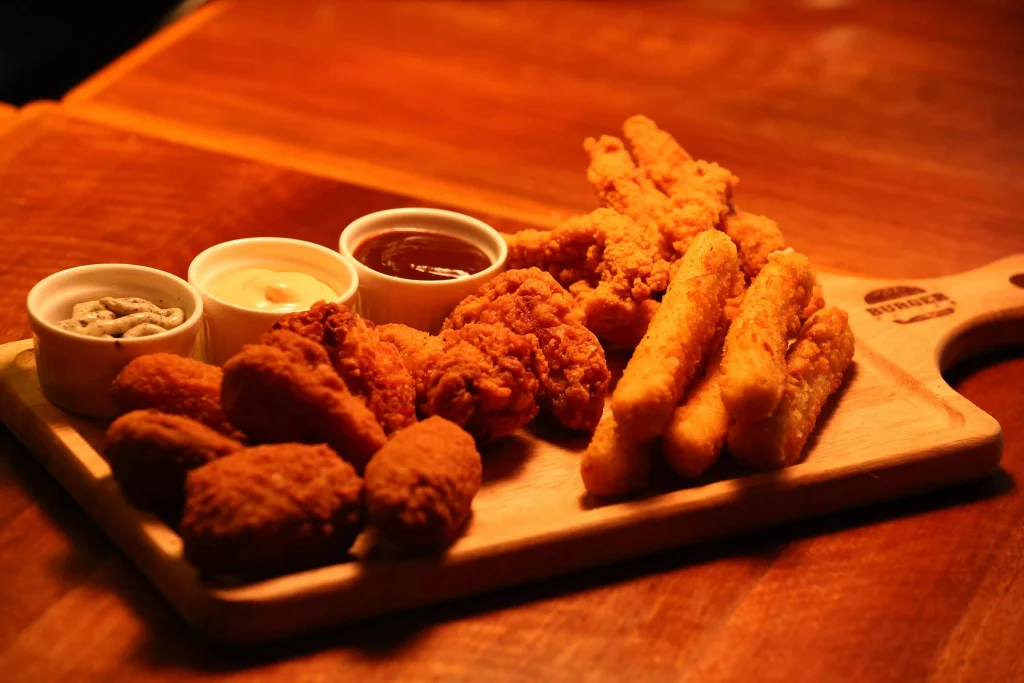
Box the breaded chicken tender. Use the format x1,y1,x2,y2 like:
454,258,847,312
275,302,417,434
580,411,654,496
721,212,786,281
221,330,386,471
181,443,364,574
728,308,855,469
444,268,610,431
719,249,818,423
378,323,546,443
104,409,243,508
612,230,740,440
110,353,237,436
364,417,482,550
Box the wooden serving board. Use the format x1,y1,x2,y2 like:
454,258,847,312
1,255,1022,644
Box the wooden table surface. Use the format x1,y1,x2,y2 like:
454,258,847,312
2,1,1023,680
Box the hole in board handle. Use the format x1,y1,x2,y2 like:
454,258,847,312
1010,273,1024,289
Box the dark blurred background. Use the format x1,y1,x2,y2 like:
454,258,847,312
0,0,197,105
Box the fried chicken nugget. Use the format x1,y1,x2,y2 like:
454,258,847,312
728,308,855,469
580,411,654,496
110,353,237,436
721,212,786,281
181,443,364,574
378,323,545,443
444,268,610,431
364,416,482,550
719,249,818,423
275,302,417,434
612,230,739,440
105,409,243,509
662,340,729,479
221,330,386,471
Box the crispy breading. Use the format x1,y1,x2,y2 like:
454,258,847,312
718,249,818,423
444,268,610,431
728,308,855,469
274,302,417,434
612,230,740,440
580,411,654,496
364,417,482,550
110,354,237,437
105,409,243,508
721,212,786,281
662,342,729,479
181,443,364,575
220,330,386,471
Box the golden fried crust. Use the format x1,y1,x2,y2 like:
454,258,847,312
426,325,545,443
719,250,817,423
104,409,243,508
728,308,855,469
722,212,786,281
275,304,418,434
662,343,729,479
612,230,739,440
580,411,653,496
444,268,610,431
110,354,237,437
364,417,482,550
181,444,364,575
220,331,386,472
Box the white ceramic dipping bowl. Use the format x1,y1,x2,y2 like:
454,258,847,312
188,237,358,366
339,208,507,332
26,264,204,418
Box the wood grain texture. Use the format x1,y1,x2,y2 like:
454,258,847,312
1,258,1019,643
0,0,1018,675
63,0,1024,278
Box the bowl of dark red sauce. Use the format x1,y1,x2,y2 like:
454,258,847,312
339,208,507,331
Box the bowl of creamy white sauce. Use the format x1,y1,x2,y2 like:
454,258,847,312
188,238,358,365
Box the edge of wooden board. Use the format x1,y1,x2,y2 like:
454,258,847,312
0,337,1003,644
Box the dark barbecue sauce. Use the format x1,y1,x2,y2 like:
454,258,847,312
353,229,492,281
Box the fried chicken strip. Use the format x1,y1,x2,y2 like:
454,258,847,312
221,330,386,471
718,249,818,423
444,268,610,431
274,302,417,434
621,115,737,255
728,308,855,469
580,412,654,496
721,212,786,281
612,230,739,440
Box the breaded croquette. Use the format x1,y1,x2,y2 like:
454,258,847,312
181,443,364,575
110,353,237,436
728,308,855,470
364,417,482,550
580,411,654,496
221,330,386,472
612,230,739,440
719,249,818,423
105,409,243,508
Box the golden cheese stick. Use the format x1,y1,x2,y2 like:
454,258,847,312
718,249,816,423
662,343,729,478
721,212,786,281
612,230,739,440
728,308,855,470
580,412,653,496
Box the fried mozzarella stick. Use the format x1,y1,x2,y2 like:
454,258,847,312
728,308,855,469
718,249,817,423
721,212,786,281
612,230,739,440
662,343,729,478
580,412,654,496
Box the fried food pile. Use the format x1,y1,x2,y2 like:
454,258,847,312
567,116,854,496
